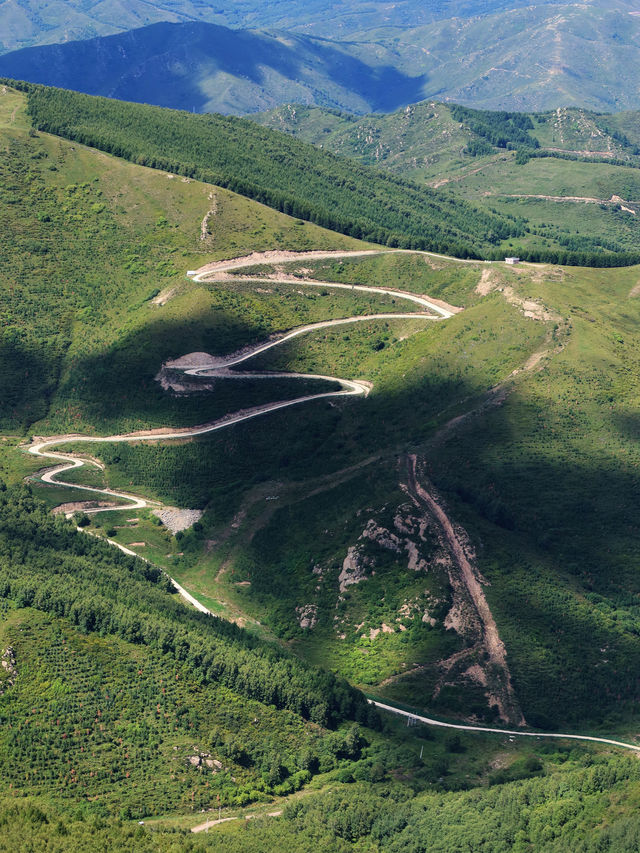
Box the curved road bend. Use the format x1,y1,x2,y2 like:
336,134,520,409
29,258,451,515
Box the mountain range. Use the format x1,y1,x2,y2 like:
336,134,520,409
0,0,573,53
4,1,640,847
0,22,427,114
1,1,640,112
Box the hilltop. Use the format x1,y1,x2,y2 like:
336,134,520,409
255,100,640,259
0,0,575,54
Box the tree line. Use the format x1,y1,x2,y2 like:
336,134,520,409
0,483,377,730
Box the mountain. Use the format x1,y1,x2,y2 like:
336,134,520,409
0,0,571,54
2,2,640,113
4,80,640,848
5,80,640,733
254,100,640,258
344,0,640,112
0,22,427,115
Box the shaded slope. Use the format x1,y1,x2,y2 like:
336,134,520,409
0,22,427,115
4,2,640,114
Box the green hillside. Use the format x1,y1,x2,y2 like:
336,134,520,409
3,81,640,731
12,81,640,265
16,83,533,260
4,81,640,849
86,249,640,732
254,100,640,260
0,85,366,436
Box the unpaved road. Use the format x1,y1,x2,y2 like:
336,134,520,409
29,250,451,513
499,193,637,212
188,247,482,282
191,810,282,833
188,253,461,318
24,249,640,753
405,454,524,727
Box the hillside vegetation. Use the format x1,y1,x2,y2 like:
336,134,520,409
15,83,531,259
90,248,640,733
5,77,640,850
0,85,367,436
6,80,640,733
13,81,640,266
255,100,640,261
0,22,428,115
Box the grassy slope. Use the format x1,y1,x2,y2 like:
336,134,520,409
20,84,528,258
4,84,640,731
428,263,640,728
4,81,640,849
0,86,367,435
82,251,640,732
254,102,640,256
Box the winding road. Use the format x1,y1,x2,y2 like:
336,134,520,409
368,700,640,753
28,250,452,513
24,250,640,754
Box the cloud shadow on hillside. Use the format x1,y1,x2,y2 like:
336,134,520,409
0,22,428,114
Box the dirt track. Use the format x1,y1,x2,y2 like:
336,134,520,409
25,248,638,750
405,454,524,726
29,249,453,514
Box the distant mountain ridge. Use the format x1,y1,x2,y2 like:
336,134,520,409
0,22,427,115
0,0,572,54
2,2,640,113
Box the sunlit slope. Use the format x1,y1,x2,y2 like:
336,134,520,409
255,101,640,260
15,82,531,258
83,251,640,731
0,86,366,434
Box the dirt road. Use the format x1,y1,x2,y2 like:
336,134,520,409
29,251,452,513
405,454,525,726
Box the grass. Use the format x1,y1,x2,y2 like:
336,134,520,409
5,82,640,735
256,101,640,256
6,81,640,848
0,86,367,436
71,254,640,731
65,259,547,722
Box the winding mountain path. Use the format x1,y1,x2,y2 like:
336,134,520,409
24,250,640,754
28,250,452,513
